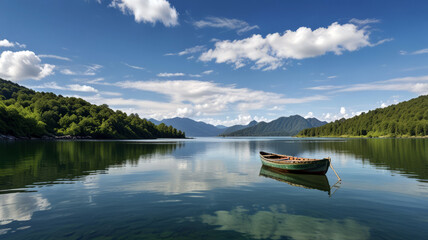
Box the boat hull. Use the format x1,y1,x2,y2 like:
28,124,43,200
260,152,330,175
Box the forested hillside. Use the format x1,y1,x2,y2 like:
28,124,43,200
297,95,428,137
0,79,185,139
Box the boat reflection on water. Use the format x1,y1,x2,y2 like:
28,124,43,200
259,166,340,196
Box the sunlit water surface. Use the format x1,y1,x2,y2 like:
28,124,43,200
0,137,427,240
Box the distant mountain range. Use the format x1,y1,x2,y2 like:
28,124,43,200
220,120,258,135
221,115,327,136
150,115,326,137
149,117,224,137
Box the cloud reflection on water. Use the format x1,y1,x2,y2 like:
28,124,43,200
0,193,50,234
201,205,370,240
114,155,262,195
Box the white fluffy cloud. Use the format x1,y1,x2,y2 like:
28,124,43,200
0,50,55,81
202,70,213,75
0,38,26,48
306,85,343,91
379,97,399,109
349,18,380,25
114,80,327,118
0,39,15,47
337,83,428,94
305,112,314,118
123,62,144,70
60,64,102,76
200,22,375,70
109,0,178,27
67,84,98,92
309,75,428,95
157,70,213,78
33,82,98,93
321,109,351,122
400,48,428,55
198,114,269,127
194,17,259,34
79,94,185,119
157,72,185,77
165,45,205,56
38,54,71,61
412,49,428,55
189,70,213,77
189,74,201,78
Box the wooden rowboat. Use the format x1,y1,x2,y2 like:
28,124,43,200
259,151,330,175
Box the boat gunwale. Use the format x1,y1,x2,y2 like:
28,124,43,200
259,151,329,165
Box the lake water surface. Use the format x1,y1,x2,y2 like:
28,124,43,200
0,137,427,240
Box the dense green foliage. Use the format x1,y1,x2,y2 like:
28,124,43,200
297,95,428,137
0,79,185,138
222,115,326,136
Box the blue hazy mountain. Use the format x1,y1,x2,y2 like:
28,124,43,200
149,115,326,137
148,118,260,137
222,115,327,136
220,120,258,135
148,117,223,137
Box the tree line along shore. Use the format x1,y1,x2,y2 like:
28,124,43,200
297,95,428,138
0,79,185,139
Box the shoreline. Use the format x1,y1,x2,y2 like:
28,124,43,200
0,134,188,141
0,134,93,141
2,134,426,141
294,135,428,139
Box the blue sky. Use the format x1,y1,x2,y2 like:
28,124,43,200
0,0,427,126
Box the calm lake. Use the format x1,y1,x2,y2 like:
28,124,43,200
0,137,427,240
